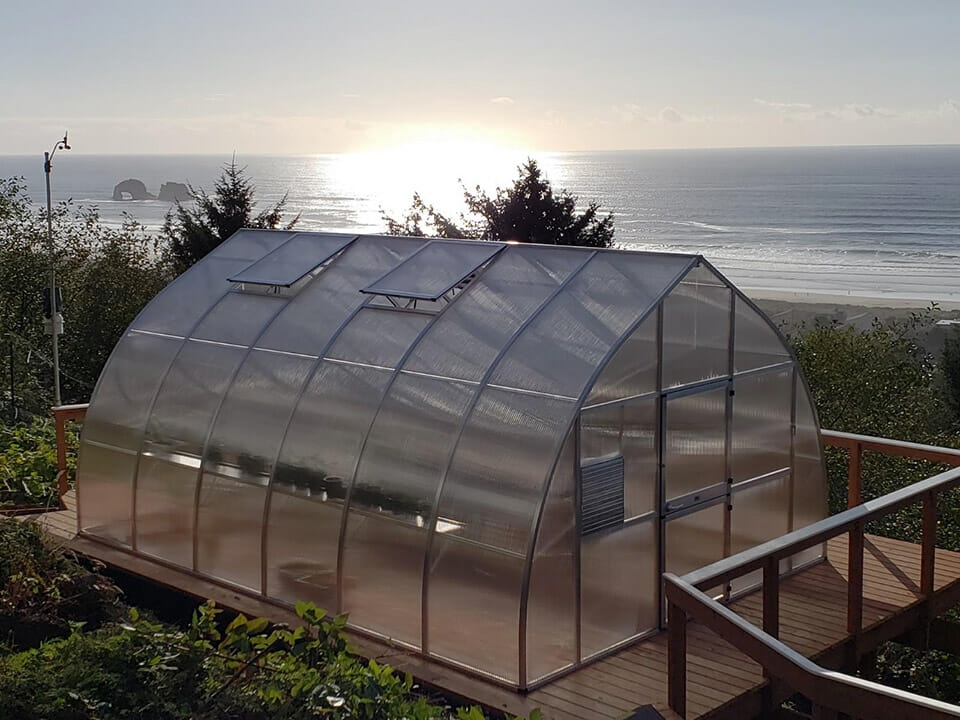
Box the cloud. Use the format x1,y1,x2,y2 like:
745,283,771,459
940,99,960,117
844,103,896,118
754,98,813,110
659,106,683,123
490,96,515,105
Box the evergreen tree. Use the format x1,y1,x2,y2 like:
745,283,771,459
385,159,614,248
163,158,299,273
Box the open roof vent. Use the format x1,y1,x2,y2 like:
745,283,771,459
360,239,504,312
229,233,356,296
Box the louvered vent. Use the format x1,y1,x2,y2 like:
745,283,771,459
581,455,625,536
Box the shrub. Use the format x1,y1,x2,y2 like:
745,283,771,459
0,417,77,508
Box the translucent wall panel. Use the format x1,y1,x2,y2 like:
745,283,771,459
662,265,731,389
326,309,429,368
403,246,585,382
581,517,658,658
489,254,690,398
136,340,246,565
584,313,658,406
428,391,575,681
730,472,791,594
734,296,792,373
342,376,474,646
197,350,313,590
256,237,425,356
526,430,576,682
79,330,182,544
731,367,793,483
267,363,392,607
192,293,286,347
792,382,828,568
581,399,658,519
131,257,256,337
664,385,728,502
664,501,725,582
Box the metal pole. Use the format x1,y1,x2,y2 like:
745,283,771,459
44,151,61,406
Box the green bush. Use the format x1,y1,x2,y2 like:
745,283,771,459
0,518,122,646
0,600,509,720
0,417,77,508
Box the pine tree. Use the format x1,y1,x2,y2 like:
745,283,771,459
163,158,299,274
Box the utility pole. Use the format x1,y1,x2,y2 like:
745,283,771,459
44,131,70,407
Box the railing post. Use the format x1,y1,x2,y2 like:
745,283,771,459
848,441,862,508
846,520,864,669
668,598,687,718
763,555,779,639
921,490,937,597
54,407,69,509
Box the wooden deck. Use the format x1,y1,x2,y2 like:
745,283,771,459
18,491,960,720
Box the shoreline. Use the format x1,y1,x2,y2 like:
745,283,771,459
745,288,960,311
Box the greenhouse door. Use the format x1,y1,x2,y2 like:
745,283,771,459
660,380,730,611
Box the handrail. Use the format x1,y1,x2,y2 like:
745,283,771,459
667,430,960,718
684,463,960,592
664,573,960,719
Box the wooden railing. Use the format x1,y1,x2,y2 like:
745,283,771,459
666,431,960,720
52,403,87,509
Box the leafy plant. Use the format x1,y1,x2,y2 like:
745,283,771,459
0,417,77,508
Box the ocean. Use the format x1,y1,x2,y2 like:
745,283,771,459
2,145,959,303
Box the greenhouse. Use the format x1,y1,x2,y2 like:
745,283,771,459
76,229,827,689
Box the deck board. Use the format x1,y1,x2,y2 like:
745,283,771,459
19,496,960,720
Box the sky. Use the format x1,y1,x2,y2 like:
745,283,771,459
2,0,959,154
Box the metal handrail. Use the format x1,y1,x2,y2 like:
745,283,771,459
666,430,960,718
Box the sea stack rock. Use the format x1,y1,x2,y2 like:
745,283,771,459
158,182,192,202
112,179,155,201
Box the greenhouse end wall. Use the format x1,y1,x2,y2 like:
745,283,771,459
76,230,828,690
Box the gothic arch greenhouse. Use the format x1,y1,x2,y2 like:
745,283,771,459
76,229,827,689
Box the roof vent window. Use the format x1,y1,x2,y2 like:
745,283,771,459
229,233,356,295
361,240,503,311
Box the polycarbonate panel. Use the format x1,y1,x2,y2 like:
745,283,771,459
267,363,393,607
526,430,576,682
229,233,354,286
134,457,198,567
581,398,657,519
195,474,267,590
363,240,503,300
77,443,138,544
794,383,828,531
403,246,586,382
256,236,425,356
662,265,732,389
136,341,246,562
191,292,286,347
141,341,246,458
326,308,429,367
734,296,792,373
731,367,793,483
83,331,183,450
665,501,725,580
730,473,791,594
428,390,575,679
489,253,690,397
428,536,524,682
197,350,314,589
585,313,658,406
207,228,296,260
581,517,658,658
664,385,728,503
79,330,183,545
264,491,343,607
342,376,475,643
131,257,253,337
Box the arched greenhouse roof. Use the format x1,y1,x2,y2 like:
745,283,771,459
77,229,826,688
